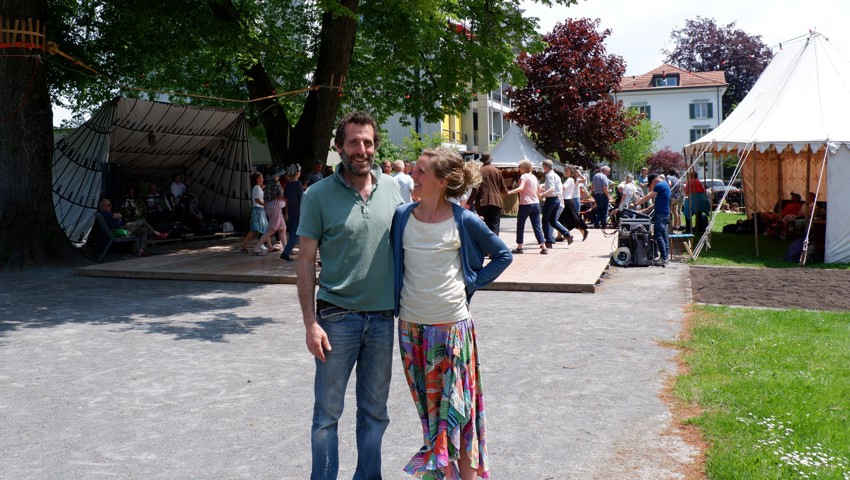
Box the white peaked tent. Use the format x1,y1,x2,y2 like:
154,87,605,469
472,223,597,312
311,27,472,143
490,126,562,172
685,32,850,263
53,97,254,245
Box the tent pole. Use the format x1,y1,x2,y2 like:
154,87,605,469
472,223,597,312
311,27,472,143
805,147,812,196
753,156,759,257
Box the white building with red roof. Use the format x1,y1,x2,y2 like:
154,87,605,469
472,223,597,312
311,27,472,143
612,64,728,157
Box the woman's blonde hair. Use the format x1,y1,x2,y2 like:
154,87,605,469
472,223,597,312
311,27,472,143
518,159,533,173
420,147,481,199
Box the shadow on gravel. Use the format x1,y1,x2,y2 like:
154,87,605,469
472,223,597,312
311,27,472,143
0,267,274,342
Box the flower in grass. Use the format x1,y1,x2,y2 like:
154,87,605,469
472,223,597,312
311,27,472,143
739,415,849,478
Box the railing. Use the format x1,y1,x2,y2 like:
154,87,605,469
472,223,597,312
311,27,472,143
442,129,467,144
489,91,511,107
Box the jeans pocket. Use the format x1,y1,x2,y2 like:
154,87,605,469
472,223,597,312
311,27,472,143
318,308,352,323
378,310,394,321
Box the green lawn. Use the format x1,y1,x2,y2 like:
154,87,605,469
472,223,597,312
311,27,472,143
675,306,850,479
689,212,850,269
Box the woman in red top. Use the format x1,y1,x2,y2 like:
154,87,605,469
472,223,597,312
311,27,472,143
682,170,708,233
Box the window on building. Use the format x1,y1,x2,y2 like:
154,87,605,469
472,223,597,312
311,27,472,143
630,105,651,119
690,127,712,143
652,74,679,87
689,102,713,119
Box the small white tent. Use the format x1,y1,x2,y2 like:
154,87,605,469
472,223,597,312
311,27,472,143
490,126,562,172
53,97,254,245
686,32,850,264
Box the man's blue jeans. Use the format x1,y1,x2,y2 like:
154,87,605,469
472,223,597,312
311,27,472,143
542,196,569,243
283,215,300,257
311,309,394,480
592,193,609,228
653,215,670,261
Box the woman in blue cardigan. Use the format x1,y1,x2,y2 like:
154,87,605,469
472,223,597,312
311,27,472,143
391,147,512,480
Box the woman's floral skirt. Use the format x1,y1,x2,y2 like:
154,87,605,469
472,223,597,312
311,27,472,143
398,318,489,479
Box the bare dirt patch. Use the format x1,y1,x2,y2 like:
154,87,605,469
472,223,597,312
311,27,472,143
690,266,850,311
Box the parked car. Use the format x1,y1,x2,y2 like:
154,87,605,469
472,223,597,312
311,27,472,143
700,178,741,206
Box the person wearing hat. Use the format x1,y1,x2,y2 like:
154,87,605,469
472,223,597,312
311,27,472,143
255,166,287,255
634,173,671,263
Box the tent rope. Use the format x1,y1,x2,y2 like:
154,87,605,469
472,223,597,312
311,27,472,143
690,141,755,260
799,145,830,265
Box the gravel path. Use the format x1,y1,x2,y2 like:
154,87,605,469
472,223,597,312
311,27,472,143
0,263,696,479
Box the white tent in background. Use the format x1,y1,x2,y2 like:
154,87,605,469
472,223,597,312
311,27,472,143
685,32,850,264
53,97,254,245
490,125,563,172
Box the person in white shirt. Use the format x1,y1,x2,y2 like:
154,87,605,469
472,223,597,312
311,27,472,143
393,160,415,203
169,173,187,208
539,160,573,248
617,173,642,211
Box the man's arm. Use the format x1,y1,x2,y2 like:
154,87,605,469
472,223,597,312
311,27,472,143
296,236,331,362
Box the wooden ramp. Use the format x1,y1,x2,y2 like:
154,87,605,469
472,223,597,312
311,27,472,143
77,227,617,293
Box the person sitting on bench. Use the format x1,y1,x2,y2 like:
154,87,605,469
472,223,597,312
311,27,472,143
98,198,167,257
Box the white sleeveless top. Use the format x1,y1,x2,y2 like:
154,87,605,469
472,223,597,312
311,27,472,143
399,215,469,324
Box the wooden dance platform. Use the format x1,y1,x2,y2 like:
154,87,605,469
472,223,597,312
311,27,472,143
76,225,618,293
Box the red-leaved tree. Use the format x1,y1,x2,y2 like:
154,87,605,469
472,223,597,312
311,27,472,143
507,18,635,168
646,147,686,172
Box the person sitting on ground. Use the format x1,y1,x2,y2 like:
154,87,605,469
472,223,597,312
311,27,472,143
730,202,740,213
98,198,167,257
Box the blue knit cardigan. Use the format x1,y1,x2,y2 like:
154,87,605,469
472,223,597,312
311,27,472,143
391,201,513,317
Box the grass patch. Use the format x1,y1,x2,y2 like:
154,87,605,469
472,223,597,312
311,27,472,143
689,212,850,269
675,306,850,479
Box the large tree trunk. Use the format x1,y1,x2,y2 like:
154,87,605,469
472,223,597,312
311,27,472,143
210,0,359,174
293,0,359,173
0,0,84,269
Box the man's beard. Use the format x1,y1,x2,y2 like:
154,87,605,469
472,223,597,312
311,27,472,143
339,151,374,177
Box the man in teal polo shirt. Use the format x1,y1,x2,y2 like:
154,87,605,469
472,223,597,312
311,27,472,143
296,111,402,480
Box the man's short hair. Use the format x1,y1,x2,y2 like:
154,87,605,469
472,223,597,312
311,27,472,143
647,173,659,184
334,111,380,150
481,151,492,164
392,160,404,172
542,159,553,169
